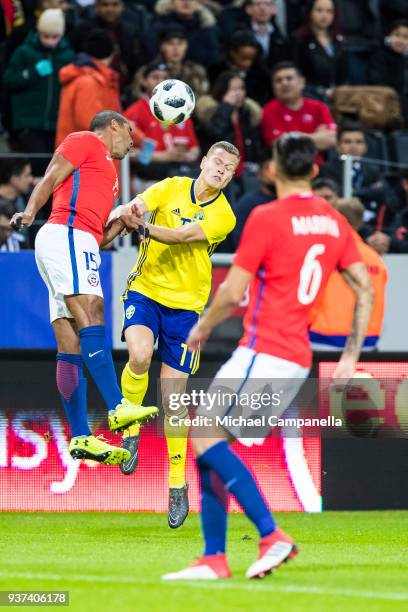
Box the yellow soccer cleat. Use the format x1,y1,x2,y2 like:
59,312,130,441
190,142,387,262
69,434,131,465
108,398,159,433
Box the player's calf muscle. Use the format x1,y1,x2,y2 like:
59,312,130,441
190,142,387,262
65,295,105,329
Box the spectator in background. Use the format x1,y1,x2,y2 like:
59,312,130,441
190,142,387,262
69,0,153,91
380,0,408,34
153,0,221,67
0,158,34,215
219,0,291,68
312,176,340,205
378,20,408,125
56,29,121,145
132,28,209,100
370,170,408,254
293,0,347,103
231,158,276,249
196,69,264,195
319,121,398,234
0,204,26,251
4,0,80,62
309,197,387,352
337,0,382,84
261,62,337,164
125,62,200,182
211,31,271,105
3,9,75,164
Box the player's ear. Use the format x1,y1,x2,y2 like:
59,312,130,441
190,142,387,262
200,156,207,171
268,161,276,181
311,163,319,179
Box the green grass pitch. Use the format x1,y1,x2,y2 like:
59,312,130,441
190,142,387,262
0,511,407,612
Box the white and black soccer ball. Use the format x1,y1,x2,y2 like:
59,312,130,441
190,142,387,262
149,79,195,126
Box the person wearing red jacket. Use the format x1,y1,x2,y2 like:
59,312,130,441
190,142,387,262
56,29,121,146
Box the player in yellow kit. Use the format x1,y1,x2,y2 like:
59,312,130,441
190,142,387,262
114,141,239,528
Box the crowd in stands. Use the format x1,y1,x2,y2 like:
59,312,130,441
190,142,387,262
1,0,408,254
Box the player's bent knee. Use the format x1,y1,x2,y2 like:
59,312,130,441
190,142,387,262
129,352,152,375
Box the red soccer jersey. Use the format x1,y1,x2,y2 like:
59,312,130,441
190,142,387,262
234,193,362,367
124,97,198,151
261,98,336,165
48,131,119,245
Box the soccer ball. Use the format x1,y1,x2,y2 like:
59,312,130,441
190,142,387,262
149,79,195,126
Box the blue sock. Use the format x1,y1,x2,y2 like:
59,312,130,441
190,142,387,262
79,325,122,412
56,353,91,437
197,457,228,556
199,441,276,538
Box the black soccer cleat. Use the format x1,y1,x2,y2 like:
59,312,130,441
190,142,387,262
119,433,140,475
168,483,189,529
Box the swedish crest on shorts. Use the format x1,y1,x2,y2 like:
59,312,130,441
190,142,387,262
126,305,135,320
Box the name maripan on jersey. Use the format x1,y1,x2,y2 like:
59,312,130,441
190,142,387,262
291,215,340,238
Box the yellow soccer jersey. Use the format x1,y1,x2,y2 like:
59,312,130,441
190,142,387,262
126,176,236,313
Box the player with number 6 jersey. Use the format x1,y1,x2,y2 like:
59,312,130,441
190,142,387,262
164,133,374,582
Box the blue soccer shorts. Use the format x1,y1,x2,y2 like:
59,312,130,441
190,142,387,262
122,291,200,374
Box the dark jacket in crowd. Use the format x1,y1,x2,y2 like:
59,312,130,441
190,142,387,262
339,0,382,52
209,56,272,106
195,95,265,164
377,41,408,124
3,31,75,132
387,207,408,252
293,33,348,100
319,155,400,235
231,187,276,249
218,12,292,67
153,0,221,67
69,6,154,86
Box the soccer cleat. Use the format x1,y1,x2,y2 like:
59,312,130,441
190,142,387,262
119,431,140,475
108,398,159,433
246,527,299,579
162,554,232,581
168,483,189,529
69,435,131,465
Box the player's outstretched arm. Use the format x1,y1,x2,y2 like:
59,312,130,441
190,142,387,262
334,261,374,381
186,265,252,351
145,221,207,244
10,153,74,229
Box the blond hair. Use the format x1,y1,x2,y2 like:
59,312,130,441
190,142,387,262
207,141,240,161
334,197,365,230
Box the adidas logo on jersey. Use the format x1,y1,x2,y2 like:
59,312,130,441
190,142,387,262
172,208,181,216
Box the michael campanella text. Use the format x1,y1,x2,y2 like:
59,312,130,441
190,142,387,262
168,415,343,428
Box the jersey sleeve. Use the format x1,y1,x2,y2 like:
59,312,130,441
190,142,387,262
56,132,94,168
139,177,173,212
319,102,337,131
198,203,236,245
233,207,269,274
337,223,363,271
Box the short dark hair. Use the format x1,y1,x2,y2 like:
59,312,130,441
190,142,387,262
89,111,128,131
388,19,408,35
337,120,367,142
0,158,31,185
312,177,340,195
271,61,302,80
274,132,316,179
211,70,244,102
228,30,259,52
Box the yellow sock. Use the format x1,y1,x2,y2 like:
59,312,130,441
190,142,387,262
164,410,189,488
121,363,148,437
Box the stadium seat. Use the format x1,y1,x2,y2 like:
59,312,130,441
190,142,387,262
388,130,408,167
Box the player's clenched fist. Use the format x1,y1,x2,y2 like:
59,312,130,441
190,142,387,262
10,211,34,229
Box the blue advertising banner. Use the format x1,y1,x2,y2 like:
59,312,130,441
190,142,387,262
0,251,113,348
